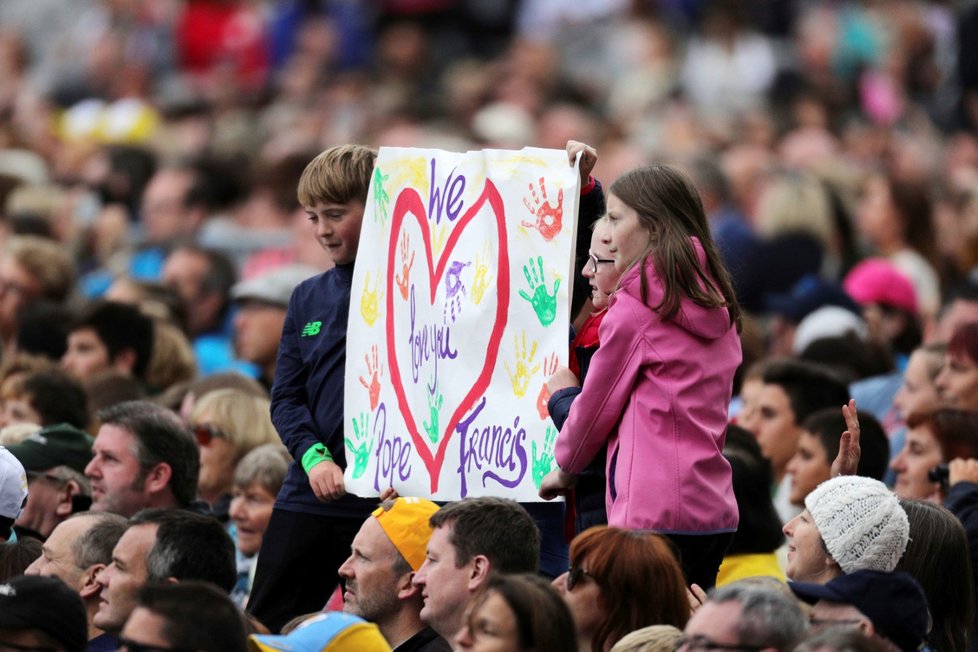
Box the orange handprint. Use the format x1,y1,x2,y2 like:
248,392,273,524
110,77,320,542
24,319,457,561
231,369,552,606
358,345,383,411
522,177,564,241
394,231,415,300
536,352,559,420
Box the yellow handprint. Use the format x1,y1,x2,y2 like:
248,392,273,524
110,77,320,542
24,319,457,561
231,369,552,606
503,331,540,398
432,223,448,258
360,271,382,326
471,242,493,305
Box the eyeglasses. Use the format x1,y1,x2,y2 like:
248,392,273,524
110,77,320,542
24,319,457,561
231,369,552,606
25,471,69,485
191,423,227,446
566,564,597,591
117,638,196,652
588,253,615,274
675,635,769,651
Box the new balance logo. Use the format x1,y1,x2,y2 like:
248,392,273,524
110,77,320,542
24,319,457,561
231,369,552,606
301,321,322,336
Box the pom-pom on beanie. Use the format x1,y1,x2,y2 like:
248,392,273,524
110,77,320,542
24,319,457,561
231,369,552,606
804,475,909,574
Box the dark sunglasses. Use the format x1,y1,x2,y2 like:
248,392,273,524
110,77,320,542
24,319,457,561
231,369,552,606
588,253,615,274
566,564,597,591
118,638,195,652
191,422,227,446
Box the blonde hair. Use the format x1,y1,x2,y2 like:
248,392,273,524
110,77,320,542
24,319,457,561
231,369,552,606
190,388,278,462
4,236,75,301
754,171,834,245
144,320,197,391
296,144,376,207
609,625,683,652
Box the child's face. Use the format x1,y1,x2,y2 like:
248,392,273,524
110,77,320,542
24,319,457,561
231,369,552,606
305,199,365,265
582,223,619,311
606,193,650,273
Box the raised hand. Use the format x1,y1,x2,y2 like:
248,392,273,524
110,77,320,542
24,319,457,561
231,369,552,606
504,331,541,398
344,412,372,480
566,140,597,186
522,177,564,241
360,271,381,326
532,425,558,489
358,344,383,411
518,256,560,327
394,231,415,300
831,399,861,478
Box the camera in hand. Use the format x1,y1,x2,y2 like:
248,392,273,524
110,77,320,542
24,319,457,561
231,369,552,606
928,463,950,484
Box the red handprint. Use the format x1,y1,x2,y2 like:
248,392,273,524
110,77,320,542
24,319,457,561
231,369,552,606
358,345,383,410
394,231,415,300
536,352,559,420
522,177,564,241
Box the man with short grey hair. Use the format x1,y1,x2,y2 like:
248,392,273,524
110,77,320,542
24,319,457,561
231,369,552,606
680,582,809,652
25,511,128,649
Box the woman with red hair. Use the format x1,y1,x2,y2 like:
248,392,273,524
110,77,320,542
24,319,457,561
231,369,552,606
937,322,978,410
552,527,690,652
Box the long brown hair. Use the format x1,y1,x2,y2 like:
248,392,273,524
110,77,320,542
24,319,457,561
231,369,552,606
570,526,690,652
608,165,742,332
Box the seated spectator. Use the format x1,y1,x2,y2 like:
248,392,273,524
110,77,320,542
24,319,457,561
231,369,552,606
0,447,28,543
61,300,154,384
143,319,197,393
24,511,128,649
412,497,539,641
189,388,280,518
0,367,89,431
717,426,786,586
84,400,199,517
7,423,93,541
553,526,689,652
679,582,808,652
891,409,978,500
935,322,978,410
791,570,929,652
783,476,909,583
454,573,576,652
121,582,248,652
250,612,391,651
786,408,889,507
230,443,290,608
0,537,41,581
896,499,974,652
0,574,87,652
338,496,448,650
94,508,236,637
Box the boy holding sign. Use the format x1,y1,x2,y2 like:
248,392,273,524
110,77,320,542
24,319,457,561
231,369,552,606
247,145,379,633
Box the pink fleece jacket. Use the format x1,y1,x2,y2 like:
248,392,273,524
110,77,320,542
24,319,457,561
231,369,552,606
554,239,741,533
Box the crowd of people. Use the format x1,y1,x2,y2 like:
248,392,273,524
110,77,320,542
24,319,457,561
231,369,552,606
1,0,978,651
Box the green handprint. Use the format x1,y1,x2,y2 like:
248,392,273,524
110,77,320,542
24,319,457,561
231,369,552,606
345,412,372,479
422,383,444,444
532,425,558,489
373,167,391,225
518,256,560,326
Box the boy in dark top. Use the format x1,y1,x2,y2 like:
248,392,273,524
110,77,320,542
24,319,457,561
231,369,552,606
247,145,378,633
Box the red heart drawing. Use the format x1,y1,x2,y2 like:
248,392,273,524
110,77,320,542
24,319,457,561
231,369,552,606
385,180,510,493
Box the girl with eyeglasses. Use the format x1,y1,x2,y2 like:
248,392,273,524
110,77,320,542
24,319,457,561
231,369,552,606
541,163,742,591
552,527,689,652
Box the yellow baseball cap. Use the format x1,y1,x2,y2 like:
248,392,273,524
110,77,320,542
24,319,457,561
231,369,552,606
372,497,440,572
249,612,391,652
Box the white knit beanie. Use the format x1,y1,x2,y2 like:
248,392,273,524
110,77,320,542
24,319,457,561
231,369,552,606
804,475,909,574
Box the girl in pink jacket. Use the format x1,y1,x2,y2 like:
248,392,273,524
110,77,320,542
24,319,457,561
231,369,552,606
540,164,742,589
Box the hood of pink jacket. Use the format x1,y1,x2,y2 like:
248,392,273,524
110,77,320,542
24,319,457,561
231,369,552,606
615,237,733,340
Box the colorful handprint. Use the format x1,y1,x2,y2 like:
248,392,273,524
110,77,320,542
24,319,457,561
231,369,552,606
444,260,471,324
360,271,381,326
394,231,415,300
373,167,391,225
532,425,558,489
471,242,493,305
522,177,564,241
358,344,383,411
345,412,372,479
422,380,445,444
518,256,560,327
504,331,540,398
536,352,559,420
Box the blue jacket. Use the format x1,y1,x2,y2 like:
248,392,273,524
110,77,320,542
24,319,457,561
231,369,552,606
270,263,375,517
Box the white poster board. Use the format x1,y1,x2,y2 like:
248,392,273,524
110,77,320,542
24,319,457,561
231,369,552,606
345,147,580,501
